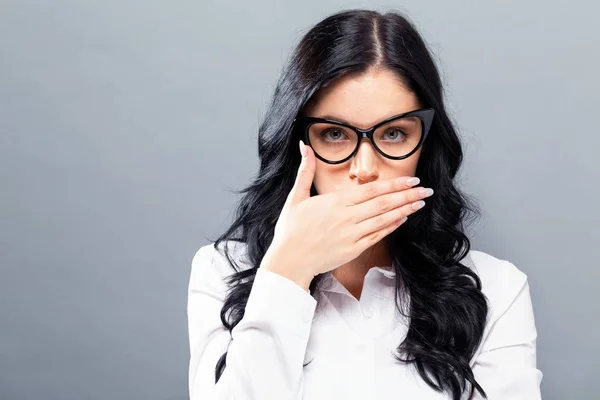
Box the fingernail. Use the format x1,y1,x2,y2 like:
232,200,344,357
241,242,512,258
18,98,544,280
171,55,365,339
299,140,307,158
412,200,425,210
405,177,420,187
418,188,434,198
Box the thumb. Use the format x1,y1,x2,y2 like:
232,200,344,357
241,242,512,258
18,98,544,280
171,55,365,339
290,140,316,203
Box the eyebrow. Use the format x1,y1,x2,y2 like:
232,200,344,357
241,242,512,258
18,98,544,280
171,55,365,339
315,113,417,127
316,114,354,125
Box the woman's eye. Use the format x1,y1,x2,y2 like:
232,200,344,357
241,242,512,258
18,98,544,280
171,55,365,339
383,129,406,141
322,129,348,141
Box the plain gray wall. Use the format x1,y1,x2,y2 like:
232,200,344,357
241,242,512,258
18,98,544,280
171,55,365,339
1,1,598,399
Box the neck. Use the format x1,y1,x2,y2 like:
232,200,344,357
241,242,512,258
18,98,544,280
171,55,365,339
331,240,392,300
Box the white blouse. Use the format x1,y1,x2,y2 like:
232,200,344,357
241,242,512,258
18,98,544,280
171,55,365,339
187,240,543,399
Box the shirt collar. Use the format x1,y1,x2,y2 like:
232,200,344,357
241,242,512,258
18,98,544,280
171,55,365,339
318,266,396,295
374,266,396,279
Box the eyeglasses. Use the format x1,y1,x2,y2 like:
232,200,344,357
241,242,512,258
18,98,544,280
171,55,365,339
293,108,435,164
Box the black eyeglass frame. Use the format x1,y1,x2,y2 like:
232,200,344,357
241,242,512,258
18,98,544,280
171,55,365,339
293,108,435,164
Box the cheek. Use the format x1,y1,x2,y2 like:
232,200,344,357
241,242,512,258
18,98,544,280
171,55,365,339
313,172,327,194
391,150,422,176
313,165,344,194
382,156,421,178
405,159,420,175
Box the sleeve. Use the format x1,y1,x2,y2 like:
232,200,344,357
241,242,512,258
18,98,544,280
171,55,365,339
470,271,543,399
187,244,318,400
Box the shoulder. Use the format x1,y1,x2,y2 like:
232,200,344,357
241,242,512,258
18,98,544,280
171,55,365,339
189,240,252,291
462,250,540,373
462,249,529,316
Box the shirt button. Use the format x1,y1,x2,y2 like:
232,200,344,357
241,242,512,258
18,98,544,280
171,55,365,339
302,311,312,323
362,308,373,318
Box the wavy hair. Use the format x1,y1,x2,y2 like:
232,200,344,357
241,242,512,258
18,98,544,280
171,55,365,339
208,9,487,400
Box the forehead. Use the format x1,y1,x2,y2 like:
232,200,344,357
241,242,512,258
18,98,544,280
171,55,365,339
304,68,422,129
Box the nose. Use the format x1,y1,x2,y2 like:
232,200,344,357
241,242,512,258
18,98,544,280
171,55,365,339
349,138,380,183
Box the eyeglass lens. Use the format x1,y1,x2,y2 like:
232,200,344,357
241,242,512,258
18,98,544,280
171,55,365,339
307,116,423,161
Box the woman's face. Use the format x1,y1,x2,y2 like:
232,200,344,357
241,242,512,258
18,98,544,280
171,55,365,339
303,68,424,195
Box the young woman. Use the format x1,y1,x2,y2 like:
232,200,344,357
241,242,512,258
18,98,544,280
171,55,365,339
187,9,542,400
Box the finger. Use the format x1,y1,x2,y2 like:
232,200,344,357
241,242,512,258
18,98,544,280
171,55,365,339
287,140,316,205
355,214,409,249
347,176,421,205
354,199,425,241
351,186,433,223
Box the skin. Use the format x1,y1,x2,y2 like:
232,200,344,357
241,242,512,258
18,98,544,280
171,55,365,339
302,66,425,300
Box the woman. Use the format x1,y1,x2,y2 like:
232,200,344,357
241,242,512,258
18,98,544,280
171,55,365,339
187,9,542,400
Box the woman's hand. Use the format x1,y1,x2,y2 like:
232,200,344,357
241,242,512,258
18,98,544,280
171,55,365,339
260,141,434,291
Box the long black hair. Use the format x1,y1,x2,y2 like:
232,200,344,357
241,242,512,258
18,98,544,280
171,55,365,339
208,9,487,400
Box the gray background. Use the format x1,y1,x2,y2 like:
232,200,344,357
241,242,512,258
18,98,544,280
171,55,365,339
1,1,598,399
